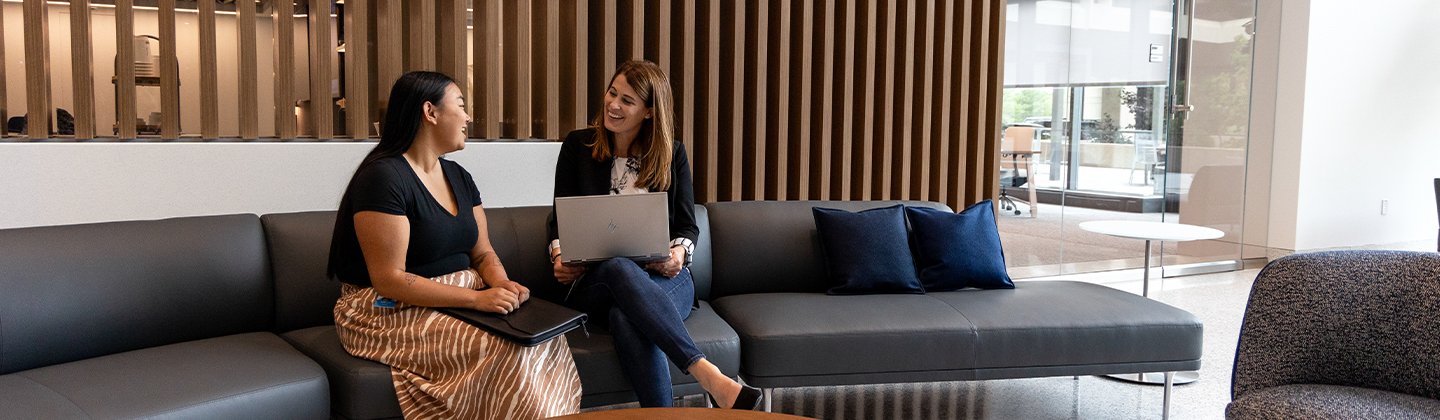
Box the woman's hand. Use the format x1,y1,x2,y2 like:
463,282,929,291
473,287,521,314
646,246,685,278
492,279,531,303
553,254,587,284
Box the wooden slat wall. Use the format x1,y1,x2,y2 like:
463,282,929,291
115,0,136,139
23,0,50,140
69,0,94,140
3,0,1005,210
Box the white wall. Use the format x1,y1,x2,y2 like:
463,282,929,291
1265,0,1440,251
0,142,560,229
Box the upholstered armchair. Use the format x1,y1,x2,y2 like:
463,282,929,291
1228,251,1440,419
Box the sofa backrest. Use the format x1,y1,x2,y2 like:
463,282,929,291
262,211,340,333
703,200,950,299
265,205,715,330
0,215,273,375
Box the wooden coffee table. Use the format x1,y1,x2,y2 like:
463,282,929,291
552,408,814,420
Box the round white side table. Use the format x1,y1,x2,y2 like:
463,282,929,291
1078,220,1223,386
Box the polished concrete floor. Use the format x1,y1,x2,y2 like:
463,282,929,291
589,268,1263,419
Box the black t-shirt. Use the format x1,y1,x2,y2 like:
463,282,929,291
328,156,482,287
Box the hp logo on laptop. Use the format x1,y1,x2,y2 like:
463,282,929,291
607,219,618,233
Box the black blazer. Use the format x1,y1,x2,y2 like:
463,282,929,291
546,128,698,245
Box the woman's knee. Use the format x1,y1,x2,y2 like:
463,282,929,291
592,258,648,287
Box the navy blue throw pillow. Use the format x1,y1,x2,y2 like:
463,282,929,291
812,205,925,295
905,201,1014,291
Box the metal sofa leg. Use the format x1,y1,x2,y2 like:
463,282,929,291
763,388,773,412
1163,371,1175,420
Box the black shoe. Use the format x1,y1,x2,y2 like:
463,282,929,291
707,385,763,410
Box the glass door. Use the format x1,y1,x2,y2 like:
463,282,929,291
1160,0,1258,276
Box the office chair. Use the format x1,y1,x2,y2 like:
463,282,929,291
998,126,1037,216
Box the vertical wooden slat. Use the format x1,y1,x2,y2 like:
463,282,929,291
809,0,835,199
953,0,974,205
546,0,561,138
409,0,436,71
478,0,500,138
23,0,51,140
604,0,617,75
573,0,589,130
982,0,1005,203
237,0,259,139
680,0,695,165
514,0,532,138
657,0,671,70
852,0,877,200
199,0,219,139
787,0,813,200
115,0,137,139
0,2,7,138
158,0,179,138
872,0,896,199
630,0,644,60
965,0,985,203
438,0,468,90
701,0,719,203
741,0,767,200
309,0,333,139
347,0,371,139
931,0,955,206
763,0,790,200
274,0,297,138
912,0,935,200
70,0,95,139
890,0,916,199
376,0,403,99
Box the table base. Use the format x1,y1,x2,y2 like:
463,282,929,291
1102,371,1199,385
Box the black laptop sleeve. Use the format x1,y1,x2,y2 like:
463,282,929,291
437,298,588,347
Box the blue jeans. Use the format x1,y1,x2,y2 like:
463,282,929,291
565,258,703,407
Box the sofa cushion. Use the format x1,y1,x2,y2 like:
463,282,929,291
566,301,740,407
812,205,924,295
1226,384,1440,420
928,281,1202,372
0,214,272,375
0,332,328,419
704,200,949,299
263,211,342,333
905,201,1013,291
711,293,974,379
282,301,739,412
281,326,403,420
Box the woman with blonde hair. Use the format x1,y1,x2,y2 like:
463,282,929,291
330,71,581,419
547,60,761,410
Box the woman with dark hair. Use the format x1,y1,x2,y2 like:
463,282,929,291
330,71,581,419
548,60,762,410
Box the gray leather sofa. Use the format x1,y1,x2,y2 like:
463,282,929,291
0,200,1202,419
0,215,330,419
703,200,1204,417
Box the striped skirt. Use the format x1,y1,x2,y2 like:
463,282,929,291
335,269,582,420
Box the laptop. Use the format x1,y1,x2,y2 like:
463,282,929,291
555,192,671,266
